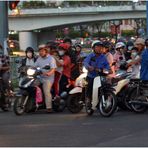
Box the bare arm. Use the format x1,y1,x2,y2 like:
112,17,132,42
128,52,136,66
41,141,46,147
42,68,55,77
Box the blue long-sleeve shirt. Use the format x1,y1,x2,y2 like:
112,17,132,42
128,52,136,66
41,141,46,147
140,49,148,80
83,53,110,78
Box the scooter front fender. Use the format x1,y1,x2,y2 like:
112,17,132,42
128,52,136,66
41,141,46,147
69,87,82,95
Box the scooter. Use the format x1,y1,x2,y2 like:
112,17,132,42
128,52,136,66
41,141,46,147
112,69,134,110
67,67,87,113
67,67,117,117
13,66,66,115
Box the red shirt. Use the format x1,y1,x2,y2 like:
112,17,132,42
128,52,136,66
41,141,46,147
62,55,71,78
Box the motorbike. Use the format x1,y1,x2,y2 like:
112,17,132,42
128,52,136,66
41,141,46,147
128,79,148,113
67,67,117,117
112,69,134,110
67,67,87,113
13,65,66,115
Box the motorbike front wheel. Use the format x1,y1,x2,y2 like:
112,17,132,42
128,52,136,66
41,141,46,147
13,95,28,115
67,93,84,113
129,88,147,113
99,90,117,117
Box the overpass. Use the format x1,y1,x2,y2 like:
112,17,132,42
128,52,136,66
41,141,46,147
8,5,146,50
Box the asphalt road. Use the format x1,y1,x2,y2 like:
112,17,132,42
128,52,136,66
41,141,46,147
0,108,148,147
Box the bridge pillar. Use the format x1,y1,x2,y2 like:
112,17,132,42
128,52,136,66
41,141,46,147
19,31,37,51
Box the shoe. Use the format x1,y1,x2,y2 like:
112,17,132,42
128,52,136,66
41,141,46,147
46,108,53,113
85,98,94,115
87,108,94,116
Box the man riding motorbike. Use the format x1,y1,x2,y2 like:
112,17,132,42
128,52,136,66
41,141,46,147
35,44,57,113
83,40,110,113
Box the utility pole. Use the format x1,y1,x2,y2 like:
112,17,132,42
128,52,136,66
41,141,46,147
0,1,8,55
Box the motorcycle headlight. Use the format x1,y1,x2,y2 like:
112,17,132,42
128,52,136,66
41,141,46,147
27,68,36,76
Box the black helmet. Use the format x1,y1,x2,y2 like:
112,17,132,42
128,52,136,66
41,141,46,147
25,47,34,54
75,44,82,49
63,37,72,44
103,41,111,48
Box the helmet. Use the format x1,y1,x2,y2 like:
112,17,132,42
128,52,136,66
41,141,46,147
126,41,134,50
103,41,111,48
115,42,125,49
134,38,145,46
91,40,103,48
58,43,70,51
25,47,34,54
63,37,72,44
75,44,82,49
38,44,49,52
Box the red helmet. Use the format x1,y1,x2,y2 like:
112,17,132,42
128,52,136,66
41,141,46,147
58,43,70,51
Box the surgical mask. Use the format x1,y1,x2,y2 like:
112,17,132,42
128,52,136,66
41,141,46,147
27,52,33,58
128,46,133,51
131,52,137,57
59,51,64,56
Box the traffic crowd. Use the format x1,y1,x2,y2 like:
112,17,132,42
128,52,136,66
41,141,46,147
0,37,148,113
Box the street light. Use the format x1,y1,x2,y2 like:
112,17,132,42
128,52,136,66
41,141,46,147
110,20,122,43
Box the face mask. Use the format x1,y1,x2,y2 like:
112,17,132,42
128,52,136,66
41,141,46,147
131,52,137,57
128,46,133,51
59,51,64,56
27,52,33,58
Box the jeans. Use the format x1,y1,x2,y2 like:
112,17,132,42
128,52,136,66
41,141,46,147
42,79,53,109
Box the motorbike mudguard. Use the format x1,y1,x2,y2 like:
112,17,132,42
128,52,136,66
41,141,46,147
114,79,129,95
69,87,82,94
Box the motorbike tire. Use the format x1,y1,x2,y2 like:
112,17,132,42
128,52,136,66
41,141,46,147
1,106,10,112
129,88,147,113
99,90,117,117
52,99,66,112
13,95,28,115
117,87,132,111
67,93,83,113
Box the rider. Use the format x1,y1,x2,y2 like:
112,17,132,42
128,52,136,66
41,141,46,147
83,40,110,113
102,41,115,78
113,42,126,71
35,44,57,113
21,47,37,67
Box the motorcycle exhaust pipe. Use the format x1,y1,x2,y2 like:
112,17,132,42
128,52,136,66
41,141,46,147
129,100,148,106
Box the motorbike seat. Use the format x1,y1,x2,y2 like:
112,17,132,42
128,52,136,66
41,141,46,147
130,78,140,82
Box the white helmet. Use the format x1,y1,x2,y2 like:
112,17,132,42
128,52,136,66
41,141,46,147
115,42,125,49
91,40,103,48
